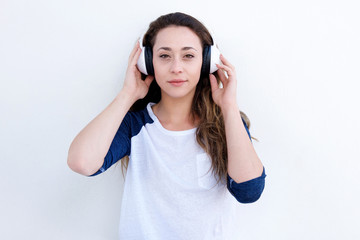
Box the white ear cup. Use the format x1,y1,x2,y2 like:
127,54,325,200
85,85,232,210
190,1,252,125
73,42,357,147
136,36,148,75
206,26,221,74
210,45,221,73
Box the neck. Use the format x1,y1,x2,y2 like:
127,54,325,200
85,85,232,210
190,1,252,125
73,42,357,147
152,93,199,130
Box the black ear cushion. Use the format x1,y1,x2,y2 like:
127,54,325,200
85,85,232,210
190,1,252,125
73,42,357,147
144,46,154,76
201,45,211,78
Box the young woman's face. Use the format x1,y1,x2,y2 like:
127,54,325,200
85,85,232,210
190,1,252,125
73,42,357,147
152,26,203,100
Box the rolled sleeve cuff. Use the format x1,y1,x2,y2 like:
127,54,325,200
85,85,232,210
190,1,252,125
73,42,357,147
227,166,267,203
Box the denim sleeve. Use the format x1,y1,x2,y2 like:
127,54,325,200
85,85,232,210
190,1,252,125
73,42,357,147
226,117,266,203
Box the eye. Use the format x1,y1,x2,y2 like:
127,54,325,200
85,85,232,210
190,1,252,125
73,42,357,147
185,54,194,58
159,54,170,59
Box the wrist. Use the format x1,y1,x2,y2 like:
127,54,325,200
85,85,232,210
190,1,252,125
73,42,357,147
116,89,139,105
220,102,239,115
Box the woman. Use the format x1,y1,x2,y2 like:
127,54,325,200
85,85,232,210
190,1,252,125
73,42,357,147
68,12,266,239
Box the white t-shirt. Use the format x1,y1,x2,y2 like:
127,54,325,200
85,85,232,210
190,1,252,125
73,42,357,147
89,102,266,239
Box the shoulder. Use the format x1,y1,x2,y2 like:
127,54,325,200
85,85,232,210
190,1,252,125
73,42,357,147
122,103,154,132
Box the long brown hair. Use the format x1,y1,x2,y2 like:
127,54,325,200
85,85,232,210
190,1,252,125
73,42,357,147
118,12,258,186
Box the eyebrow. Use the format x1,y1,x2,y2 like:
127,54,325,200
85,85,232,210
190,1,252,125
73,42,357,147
156,47,198,52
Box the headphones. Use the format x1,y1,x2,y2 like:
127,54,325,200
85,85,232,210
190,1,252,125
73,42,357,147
136,29,221,77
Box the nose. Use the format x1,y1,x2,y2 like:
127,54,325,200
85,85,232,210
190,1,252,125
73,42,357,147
170,57,183,74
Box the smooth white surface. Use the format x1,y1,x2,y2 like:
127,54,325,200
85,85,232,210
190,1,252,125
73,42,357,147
210,45,221,73
137,34,148,75
1,0,359,239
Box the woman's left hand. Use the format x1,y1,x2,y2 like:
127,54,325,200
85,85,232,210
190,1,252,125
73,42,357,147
209,54,238,110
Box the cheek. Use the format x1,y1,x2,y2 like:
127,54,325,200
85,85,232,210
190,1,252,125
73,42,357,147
153,60,165,78
191,60,203,77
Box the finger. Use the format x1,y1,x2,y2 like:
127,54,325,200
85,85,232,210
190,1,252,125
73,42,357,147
216,65,228,83
220,54,235,70
128,41,140,63
209,73,219,93
216,63,234,77
130,44,142,66
134,37,140,46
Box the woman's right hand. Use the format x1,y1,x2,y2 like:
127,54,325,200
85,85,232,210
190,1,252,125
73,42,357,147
121,41,154,101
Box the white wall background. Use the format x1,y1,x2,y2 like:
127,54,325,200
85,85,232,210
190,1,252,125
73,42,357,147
1,0,359,239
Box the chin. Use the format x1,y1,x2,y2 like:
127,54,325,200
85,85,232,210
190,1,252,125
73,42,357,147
161,89,196,100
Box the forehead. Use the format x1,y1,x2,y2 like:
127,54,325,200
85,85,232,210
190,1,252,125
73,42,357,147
153,26,202,50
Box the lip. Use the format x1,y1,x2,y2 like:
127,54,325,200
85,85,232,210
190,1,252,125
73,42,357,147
168,79,186,83
168,79,187,87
